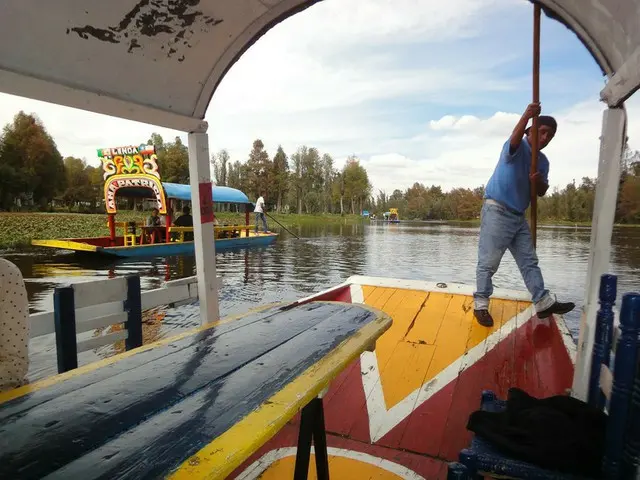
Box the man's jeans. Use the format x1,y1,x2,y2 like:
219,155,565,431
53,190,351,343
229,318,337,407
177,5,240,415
255,212,268,232
473,200,554,312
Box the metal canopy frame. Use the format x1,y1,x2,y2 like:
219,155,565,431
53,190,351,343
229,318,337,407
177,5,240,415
1,0,637,400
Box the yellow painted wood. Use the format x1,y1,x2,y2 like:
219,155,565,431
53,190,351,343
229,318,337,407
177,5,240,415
367,287,395,311
364,289,430,409
30,239,98,252
424,294,474,382
358,288,531,410
256,453,405,479
167,309,392,480
362,285,378,303
379,341,436,409
405,291,448,345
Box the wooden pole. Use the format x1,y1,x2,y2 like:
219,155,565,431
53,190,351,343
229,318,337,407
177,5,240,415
530,3,541,249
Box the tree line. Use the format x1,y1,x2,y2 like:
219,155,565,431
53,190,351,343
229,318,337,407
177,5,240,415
0,110,638,224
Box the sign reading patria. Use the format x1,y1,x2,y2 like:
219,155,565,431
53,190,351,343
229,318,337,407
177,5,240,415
98,144,167,214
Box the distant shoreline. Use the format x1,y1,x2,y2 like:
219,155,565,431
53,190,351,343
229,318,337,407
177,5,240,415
0,212,637,250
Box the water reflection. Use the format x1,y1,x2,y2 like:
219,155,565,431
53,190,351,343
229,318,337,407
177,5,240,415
3,222,640,381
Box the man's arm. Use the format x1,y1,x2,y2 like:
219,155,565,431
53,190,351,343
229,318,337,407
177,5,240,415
509,102,541,154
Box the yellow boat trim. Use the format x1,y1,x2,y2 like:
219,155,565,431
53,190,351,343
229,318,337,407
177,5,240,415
31,239,99,252
0,303,281,405
167,306,392,480
361,286,529,410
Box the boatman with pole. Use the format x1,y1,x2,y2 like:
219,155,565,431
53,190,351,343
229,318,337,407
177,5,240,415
472,102,576,327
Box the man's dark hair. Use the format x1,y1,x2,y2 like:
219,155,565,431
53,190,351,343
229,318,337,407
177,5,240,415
182,205,190,215
525,115,557,135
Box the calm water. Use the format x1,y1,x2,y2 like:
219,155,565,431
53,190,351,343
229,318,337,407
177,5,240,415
4,222,640,381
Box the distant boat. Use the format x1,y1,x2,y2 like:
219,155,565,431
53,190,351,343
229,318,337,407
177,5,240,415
31,145,277,257
382,208,400,223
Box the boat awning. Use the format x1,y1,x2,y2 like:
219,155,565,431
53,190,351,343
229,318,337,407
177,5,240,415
0,0,639,135
162,183,250,204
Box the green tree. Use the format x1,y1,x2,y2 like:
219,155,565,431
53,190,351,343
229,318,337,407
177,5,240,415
162,137,190,183
0,111,65,209
62,157,92,208
212,149,230,186
342,156,370,214
271,145,289,212
246,139,272,199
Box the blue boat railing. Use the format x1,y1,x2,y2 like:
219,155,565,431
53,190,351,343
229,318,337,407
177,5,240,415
27,275,201,374
29,276,199,341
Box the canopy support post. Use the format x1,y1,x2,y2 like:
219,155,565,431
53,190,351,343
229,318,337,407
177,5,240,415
572,107,626,400
188,130,220,324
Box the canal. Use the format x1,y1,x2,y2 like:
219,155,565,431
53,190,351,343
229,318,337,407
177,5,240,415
4,221,639,382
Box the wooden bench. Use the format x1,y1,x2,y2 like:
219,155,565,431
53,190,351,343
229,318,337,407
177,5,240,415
0,300,391,479
447,273,640,479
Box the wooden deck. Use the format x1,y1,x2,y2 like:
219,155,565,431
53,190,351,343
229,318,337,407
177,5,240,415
231,278,576,479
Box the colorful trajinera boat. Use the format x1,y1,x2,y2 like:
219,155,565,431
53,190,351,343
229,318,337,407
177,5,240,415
382,208,400,223
1,0,639,478
31,145,277,257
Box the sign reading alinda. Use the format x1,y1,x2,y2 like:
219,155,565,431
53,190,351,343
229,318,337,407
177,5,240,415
98,144,167,214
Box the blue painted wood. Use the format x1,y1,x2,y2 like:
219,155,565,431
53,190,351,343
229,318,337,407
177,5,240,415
124,274,143,351
447,462,470,479
622,294,640,478
53,286,77,374
588,273,617,408
603,292,640,478
0,301,380,480
454,395,592,479
99,233,277,257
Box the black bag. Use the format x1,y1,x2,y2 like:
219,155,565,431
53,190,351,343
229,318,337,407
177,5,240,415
467,387,607,477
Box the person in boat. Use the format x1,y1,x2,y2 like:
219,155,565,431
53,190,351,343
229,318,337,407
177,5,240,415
173,205,194,241
0,258,29,392
254,190,269,234
145,208,165,243
473,102,575,327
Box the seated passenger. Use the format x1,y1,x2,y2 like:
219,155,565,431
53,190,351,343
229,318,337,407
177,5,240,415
0,258,29,392
145,208,165,243
174,206,194,241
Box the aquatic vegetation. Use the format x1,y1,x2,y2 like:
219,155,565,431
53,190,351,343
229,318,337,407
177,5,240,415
0,212,364,249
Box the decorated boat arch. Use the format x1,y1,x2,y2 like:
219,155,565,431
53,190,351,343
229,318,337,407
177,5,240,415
31,144,277,258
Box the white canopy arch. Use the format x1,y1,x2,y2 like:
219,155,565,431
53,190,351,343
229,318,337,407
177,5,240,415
0,0,638,133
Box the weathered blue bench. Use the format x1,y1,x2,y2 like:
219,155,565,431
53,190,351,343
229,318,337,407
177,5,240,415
0,300,391,479
448,273,640,479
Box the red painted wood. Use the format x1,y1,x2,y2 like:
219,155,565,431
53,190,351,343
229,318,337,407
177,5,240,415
537,318,574,394
68,237,117,247
227,423,446,479
324,359,371,439
226,295,575,477
512,314,544,397
379,380,458,456
322,359,360,407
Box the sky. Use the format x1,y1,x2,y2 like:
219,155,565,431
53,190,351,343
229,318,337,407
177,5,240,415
0,0,636,195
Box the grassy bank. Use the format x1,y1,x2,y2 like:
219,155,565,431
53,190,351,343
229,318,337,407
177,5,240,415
2,211,636,250
0,211,364,249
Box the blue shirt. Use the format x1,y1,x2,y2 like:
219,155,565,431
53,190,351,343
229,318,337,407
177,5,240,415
484,137,549,214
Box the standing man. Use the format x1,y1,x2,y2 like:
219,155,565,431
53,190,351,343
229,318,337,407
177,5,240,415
254,190,269,234
473,102,575,327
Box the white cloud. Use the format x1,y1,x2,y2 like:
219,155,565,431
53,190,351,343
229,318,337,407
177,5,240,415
0,0,634,200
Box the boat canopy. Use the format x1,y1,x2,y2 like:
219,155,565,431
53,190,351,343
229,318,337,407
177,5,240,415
163,183,250,204
0,0,638,135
